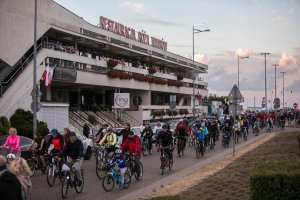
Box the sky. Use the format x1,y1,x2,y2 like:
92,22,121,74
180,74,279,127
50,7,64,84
54,0,300,108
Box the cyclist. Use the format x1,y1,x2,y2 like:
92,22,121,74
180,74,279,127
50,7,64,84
266,115,273,130
46,129,64,177
200,121,209,147
253,118,261,132
0,128,20,157
109,149,127,188
221,122,232,140
194,127,205,153
242,116,250,135
6,153,16,165
233,120,240,143
141,124,153,154
210,120,218,145
28,132,46,171
63,132,83,186
153,121,163,138
99,127,117,156
156,124,174,162
121,131,142,177
117,123,131,145
175,121,187,154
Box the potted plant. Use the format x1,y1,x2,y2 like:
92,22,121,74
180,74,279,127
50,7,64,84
148,67,157,74
107,59,119,69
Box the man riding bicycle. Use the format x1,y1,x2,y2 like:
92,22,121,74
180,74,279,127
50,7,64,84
141,124,153,154
63,132,84,186
99,127,117,156
157,124,174,162
175,121,187,154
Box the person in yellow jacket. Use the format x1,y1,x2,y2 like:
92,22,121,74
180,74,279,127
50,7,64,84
99,127,117,156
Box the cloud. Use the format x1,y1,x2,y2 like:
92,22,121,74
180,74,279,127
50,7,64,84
195,53,211,65
224,50,235,57
288,7,294,14
120,0,146,15
287,80,300,93
133,18,183,26
279,53,298,66
236,48,252,57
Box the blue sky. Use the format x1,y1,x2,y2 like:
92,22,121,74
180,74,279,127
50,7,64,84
54,0,300,108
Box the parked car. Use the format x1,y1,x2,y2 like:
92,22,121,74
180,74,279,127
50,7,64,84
45,131,93,160
0,136,37,159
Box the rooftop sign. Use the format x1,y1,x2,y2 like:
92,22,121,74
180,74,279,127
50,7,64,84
99,16,167,51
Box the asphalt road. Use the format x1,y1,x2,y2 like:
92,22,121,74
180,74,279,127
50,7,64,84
31,127,287,200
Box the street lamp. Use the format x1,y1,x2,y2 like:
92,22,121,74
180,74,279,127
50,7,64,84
261,53,270,110
192,26,210,117
272,64,279,99
237,55,249,89
280,71,286,108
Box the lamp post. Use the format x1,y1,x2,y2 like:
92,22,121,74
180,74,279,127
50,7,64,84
280,71,286,108
237,55,249,89
260,53,270,110
33,0,38,135
192,26,210,117
272,64,279,99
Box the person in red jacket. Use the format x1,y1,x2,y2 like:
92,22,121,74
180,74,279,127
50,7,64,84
121,131,142,177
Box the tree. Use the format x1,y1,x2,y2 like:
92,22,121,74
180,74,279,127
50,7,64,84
10,109,49,138
0,116,11,135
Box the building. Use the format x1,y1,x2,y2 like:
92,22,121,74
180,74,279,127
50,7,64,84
0,0,208,131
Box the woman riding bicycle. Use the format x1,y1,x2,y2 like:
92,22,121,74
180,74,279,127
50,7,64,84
28,132,46,171
0,128,21,157
141,124,153,154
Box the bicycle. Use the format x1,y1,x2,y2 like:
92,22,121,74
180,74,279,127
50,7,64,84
177,137,185,157
241,127,247,141
102,165,131,191
61,160,84,199
26,149,48,176
141,137,151,156
253,125,260,136
195,139,205,158
46,153,63,187
124,152,143,181
208,133,215,150
95,146,110,179
222,132,230,148
160,146,173,175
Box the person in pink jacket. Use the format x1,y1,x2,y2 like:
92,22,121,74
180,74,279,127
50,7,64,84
1,128,21,156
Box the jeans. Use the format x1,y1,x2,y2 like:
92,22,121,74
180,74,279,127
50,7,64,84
67,157,83,181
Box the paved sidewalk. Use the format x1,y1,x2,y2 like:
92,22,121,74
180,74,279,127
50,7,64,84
117,129,294,200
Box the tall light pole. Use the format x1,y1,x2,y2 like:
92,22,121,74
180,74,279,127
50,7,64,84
237,55,249,89
261,53,270,110
33,0,38,135
192,26,210,117
272,64,279,99
280,71,286,108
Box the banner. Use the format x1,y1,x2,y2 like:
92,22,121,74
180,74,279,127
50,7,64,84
114,93,130,108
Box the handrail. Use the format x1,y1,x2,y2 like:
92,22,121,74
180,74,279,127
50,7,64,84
69,114,83,129
121,111,141,126
0,41,44,96
70,106,104,127
93,105,122,127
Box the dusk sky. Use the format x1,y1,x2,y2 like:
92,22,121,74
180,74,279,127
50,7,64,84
54,0,300,108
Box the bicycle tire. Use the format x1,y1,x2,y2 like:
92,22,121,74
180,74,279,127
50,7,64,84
195,144,200,159
124,172,131,189
102,175,115,191
169,160,173,171
96,159,108,179
27,158,36,176
46,165,56,187
142,141,148,156
134,162,143,181
61,174,69,199
75,169,84,193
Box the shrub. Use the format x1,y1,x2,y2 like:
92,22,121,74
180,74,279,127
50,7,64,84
88,115,97,125
179,110,185,115
107,59,119,69
184,110,189,115
250,160,300,200
0,122,4,136
0,116,11,135
107,69,120,78
10,109,49,138
150,77,167,85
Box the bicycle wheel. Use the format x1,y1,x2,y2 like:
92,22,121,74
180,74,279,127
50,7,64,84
160,160,165,175
96,160,108,179
195,144,200,159
61,174,69,199
102,175,115,192
27,158,36,176
134,162,143,181
169,159,173,171
124,172,131,189
75,169,84,193
142,141,148,156
46,165,56,187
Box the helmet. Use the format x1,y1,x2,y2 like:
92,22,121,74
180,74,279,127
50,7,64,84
115,149,122,154
162,124,169,129
7,153,16,160
50,129,59,135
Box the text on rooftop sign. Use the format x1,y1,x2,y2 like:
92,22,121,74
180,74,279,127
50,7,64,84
99,16,167,51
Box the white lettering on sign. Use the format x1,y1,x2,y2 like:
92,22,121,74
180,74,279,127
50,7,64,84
114,93,130,108
99,16,167,50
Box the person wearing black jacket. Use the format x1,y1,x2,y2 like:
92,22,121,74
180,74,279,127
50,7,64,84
117,123,131,144
157,124,173,161
64,132,84,186
0,155,22,200
141,124,153,154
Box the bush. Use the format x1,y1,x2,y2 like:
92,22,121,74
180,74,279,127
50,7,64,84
0,116,11,135
148,67,157,74
10,109,49,138
107,59,119,69
250,160,300,200
0,122,4,136
88,115,97,125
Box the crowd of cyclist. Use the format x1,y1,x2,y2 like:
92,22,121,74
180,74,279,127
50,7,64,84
1,108,299,199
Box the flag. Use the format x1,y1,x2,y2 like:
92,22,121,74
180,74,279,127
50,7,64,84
42,65,54,87
197,91,201,101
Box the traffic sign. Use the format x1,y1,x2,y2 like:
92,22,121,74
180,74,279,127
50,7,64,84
228,84,243,104
293,103,298,109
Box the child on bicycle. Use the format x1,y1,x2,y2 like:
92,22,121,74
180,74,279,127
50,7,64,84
110,149,127,188
194,127,205,146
